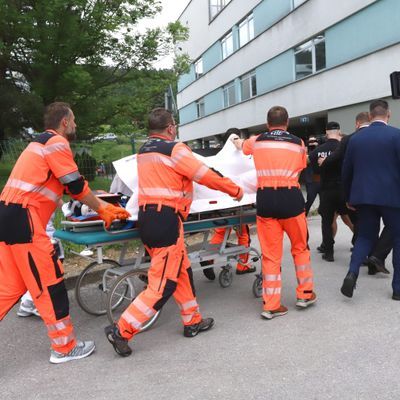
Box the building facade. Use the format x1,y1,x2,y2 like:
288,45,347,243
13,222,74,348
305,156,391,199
176,0,400,143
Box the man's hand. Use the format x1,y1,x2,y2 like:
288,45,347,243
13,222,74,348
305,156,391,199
97,203,131,229
317,156,326,166
233,187,244,202
346,202,356,211
231,135,244,150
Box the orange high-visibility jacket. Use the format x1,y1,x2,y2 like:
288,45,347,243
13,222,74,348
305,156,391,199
243,130,307,189
138,135,241,219
0,130,90,224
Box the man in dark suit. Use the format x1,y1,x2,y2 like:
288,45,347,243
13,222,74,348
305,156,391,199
341,99,400,300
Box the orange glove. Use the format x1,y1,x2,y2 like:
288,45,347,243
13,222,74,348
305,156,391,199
97,204,131,229
233,187,244,202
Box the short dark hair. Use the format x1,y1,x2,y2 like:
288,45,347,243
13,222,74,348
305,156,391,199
226,127,242,136
355,112,369,124
369,99,389,118
326,121,340,131
148,108,174,133
267,106,289,126
44,102,71,130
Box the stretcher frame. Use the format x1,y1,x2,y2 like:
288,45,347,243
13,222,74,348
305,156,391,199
55,206,261,329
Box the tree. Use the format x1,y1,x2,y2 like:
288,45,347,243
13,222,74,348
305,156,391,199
0,0,188,141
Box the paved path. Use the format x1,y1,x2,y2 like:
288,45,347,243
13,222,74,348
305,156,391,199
2,216,400,400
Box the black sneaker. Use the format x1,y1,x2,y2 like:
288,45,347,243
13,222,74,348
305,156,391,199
183,318,214,338
341,272,357,298
322,253,334,262
392,293,400,301
367,264,377,275
317,244,326,253
104,324,132,357
368,256,390,274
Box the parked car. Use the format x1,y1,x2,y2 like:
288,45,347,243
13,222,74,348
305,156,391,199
103,133,117,141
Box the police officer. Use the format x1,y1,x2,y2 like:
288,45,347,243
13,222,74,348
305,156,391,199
309,122,351,262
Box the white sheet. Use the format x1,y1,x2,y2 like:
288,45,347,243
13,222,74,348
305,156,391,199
112,134,257,220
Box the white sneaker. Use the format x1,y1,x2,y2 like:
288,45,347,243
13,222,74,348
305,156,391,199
17,300,40,317
49,340,96,364
296,292,317,308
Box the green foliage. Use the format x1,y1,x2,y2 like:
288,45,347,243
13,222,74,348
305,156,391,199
0,0,183,140
173,53,192,75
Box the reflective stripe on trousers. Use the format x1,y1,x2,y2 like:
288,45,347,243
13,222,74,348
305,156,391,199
257,213,313,311
117,220,202,340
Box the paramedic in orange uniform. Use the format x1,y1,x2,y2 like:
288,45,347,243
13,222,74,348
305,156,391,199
105,108,243,357
0,102,130,363
233,106,316,320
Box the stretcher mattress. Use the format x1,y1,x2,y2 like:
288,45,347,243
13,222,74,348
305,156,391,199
55,211,257,246
111,134,257,220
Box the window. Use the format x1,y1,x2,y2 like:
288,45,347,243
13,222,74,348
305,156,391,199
240,71,257,101
196,98,205,118
292,0,307,9
194,58,203,79
223,81,236,108
221,31,234,60
209,0,232,21
239,14,254,47
294,34,326,80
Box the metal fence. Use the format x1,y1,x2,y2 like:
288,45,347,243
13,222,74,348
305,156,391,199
0,138,116,193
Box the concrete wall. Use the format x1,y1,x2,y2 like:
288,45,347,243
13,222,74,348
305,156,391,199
326,0,400,67
328,98,400,135
178,43,400,140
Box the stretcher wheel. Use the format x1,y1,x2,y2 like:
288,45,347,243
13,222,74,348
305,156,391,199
75,259,123,316
107,270,161,333
252,274,263,298
218,267,233,288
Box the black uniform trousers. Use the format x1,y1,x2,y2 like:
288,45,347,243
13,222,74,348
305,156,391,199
318,183,348,255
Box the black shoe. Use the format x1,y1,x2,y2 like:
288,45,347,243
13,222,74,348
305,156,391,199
317,244,326,253
322,253,334,262
202,267,216,281
368,256,390,274
104,324,132,357
392,293,400,301
183,317,214,338
341,272,357,298
236,266,256,275
367,264,377,275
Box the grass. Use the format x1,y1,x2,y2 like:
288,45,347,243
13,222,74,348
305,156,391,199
74,141,133,163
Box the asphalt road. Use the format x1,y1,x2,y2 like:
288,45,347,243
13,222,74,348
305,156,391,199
2,216,400,400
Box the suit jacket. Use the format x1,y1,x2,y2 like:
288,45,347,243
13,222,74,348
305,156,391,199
342,121,400,207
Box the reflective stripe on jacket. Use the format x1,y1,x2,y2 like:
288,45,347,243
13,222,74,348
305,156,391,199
243,130,307,189
0,130,87,224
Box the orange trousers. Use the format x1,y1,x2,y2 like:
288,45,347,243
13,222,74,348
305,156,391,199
0,206,76,353
257,213,313,311
211,225,251,271
118,219,202,340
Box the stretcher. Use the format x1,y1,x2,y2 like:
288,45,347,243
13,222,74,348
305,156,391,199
55,206,261,331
